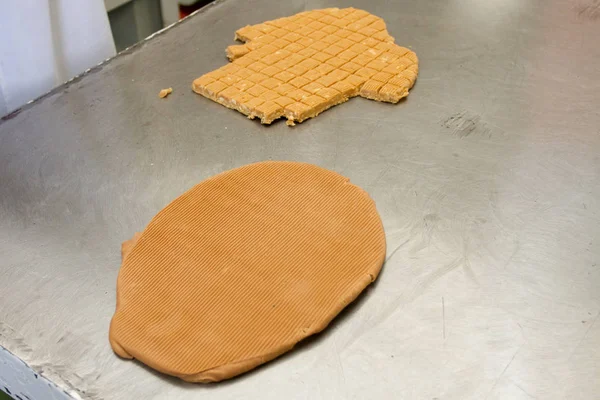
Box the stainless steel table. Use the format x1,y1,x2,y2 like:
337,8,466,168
1,0,599,399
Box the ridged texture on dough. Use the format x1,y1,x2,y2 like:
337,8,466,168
110,161,386,382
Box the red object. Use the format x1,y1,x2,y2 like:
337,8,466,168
178,0,212,19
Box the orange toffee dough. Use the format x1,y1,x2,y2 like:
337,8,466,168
192,8,418,125
109,161,386,382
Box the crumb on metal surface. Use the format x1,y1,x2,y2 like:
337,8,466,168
159,88,173,98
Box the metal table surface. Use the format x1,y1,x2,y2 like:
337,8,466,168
1,0,600,399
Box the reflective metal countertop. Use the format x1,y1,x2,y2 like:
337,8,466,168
1,0,599,398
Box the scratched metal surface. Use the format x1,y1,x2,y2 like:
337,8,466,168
1,0,600,399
